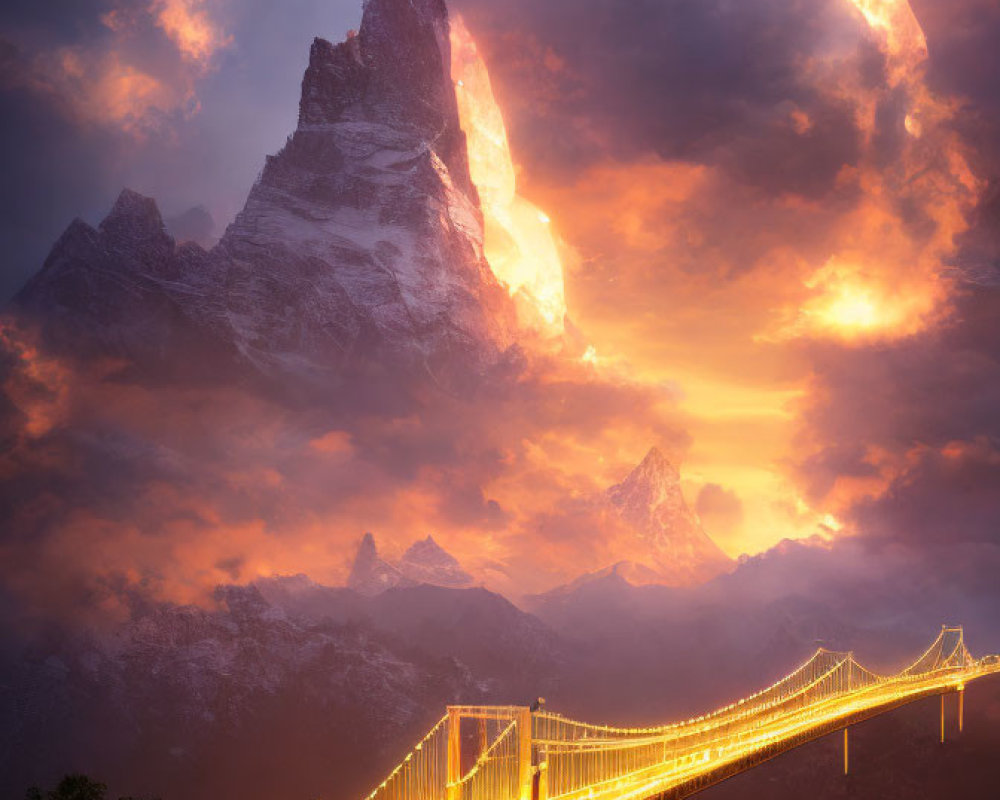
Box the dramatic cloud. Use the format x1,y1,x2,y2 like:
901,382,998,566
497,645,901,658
451,0,1000,557
2,0,231,137
3,0,1000,620
0,310,696,620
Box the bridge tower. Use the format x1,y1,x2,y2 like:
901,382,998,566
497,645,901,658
518,707,533,800
447,707,462,800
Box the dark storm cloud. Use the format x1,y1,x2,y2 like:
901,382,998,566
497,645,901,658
954,181,1000,282
795,281,1000,549
454,0,865,196
910,1,1000,280
802,286,1000,456
852,437,1000,546
913,0,1000,128
797,444,882,505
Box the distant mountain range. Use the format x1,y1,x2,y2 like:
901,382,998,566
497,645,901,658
347,532,475,595
347,446,735,598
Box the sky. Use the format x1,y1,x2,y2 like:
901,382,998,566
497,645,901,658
2,0,1000,606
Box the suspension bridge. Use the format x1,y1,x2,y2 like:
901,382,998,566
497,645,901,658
362,625,1000,800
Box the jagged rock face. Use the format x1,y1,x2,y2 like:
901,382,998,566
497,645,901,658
347,532,409,596
399,535,473,587
606,447,732,585
11,0,515,391
215,0,514,383
11,190,230,371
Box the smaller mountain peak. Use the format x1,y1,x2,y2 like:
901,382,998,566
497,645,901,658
348,532,405,596
605,446,732,586
99,188,170,246
105,188,163,224
400,535,473,588
165,205,214,247
214,584,274,620
401,535,453,564
405,534,441,553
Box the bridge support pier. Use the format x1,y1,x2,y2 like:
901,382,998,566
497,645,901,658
959,686,965,733
940,694,945,743
843,726,849,775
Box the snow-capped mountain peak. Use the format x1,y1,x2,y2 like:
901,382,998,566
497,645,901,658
348,533,473,595
400,535,474,588
606,446,732,585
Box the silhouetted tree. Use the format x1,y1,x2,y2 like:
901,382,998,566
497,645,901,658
24,774,107,800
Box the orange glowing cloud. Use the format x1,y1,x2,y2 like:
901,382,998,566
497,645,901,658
770,0,984,344
310,430,355,456
153,0,233,68
847,0,927,81
494,0,987,557
0,321,73,440
3,0,230,136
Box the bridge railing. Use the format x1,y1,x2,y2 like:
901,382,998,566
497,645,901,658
363,713,449,800
450,717,520,800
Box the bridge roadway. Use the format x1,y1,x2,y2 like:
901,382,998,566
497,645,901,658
362,626,1000,800
543,665,994,800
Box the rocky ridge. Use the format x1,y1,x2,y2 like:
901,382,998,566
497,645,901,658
11,0,516,391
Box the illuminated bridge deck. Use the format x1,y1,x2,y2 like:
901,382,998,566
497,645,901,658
361,625,1000,800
